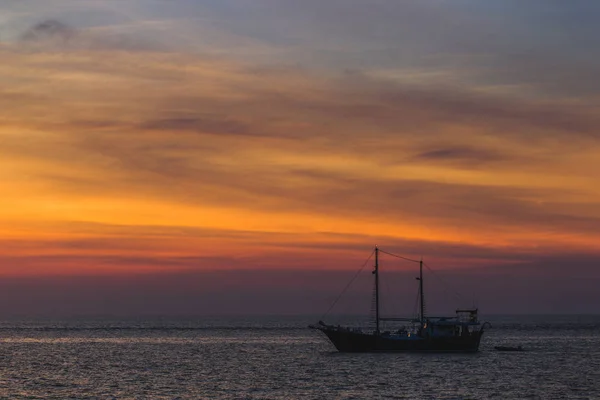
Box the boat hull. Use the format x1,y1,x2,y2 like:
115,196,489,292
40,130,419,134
316,327,483,353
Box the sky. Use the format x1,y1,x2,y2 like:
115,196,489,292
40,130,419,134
1,0,599,316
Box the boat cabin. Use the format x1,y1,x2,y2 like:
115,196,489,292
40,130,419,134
421,309,479,338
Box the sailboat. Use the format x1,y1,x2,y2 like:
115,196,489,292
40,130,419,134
310,246,490,352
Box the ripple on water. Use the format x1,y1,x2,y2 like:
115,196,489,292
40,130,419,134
0,316,598,399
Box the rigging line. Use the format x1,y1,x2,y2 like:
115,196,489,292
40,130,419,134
321,249,375,319
423,262,463,302
381,258,392,319
379,249,421,264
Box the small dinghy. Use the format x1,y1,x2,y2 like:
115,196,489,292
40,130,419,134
494,345,524,352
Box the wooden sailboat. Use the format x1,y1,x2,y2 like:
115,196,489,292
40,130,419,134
310,246,490,352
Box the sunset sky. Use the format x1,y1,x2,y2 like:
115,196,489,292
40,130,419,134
1,1,599,315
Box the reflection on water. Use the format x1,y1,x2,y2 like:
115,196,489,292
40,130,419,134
0,315,599,399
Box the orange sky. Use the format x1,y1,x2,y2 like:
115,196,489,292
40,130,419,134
1,1,600,284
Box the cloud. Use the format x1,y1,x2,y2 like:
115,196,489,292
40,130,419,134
176,0,600,99
1,219,598,280
3,39,599,141
139,117,257,137
1,45,598,255
20,19,74,42
15,18,168,51
413,147,505,167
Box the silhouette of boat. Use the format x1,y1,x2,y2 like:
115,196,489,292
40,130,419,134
310,246,491,352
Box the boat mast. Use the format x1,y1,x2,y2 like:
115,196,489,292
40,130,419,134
374,246,380,333
419,259,425,324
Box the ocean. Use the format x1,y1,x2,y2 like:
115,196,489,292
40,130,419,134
0,315,598,399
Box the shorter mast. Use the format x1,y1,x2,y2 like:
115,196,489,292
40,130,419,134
374,246,380,333
419,259,424,324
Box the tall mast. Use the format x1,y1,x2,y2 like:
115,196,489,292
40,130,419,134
419,259,425,324
374,246,380,333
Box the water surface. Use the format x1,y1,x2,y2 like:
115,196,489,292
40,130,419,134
0,315,598,399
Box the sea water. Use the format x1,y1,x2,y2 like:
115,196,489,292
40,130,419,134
0,315,598,399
